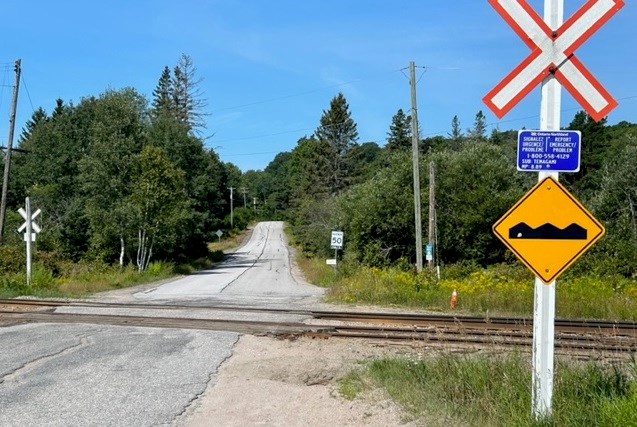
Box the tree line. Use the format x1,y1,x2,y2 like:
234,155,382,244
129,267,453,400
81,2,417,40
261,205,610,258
3,55,244,271
2,58,636,277
241,94,637,277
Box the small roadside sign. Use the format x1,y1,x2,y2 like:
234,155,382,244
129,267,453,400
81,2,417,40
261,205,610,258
517,130,581,172
330,231,344,249
425,244,433,261
326,259,337,265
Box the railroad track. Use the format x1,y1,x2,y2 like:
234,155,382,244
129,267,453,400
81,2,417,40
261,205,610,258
1,298,635,354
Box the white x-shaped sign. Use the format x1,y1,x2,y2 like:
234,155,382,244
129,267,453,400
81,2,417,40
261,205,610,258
484,0,624,122
18,207,41,234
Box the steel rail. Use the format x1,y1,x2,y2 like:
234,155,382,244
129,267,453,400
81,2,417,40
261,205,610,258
0,307,634,354
2,298,634,338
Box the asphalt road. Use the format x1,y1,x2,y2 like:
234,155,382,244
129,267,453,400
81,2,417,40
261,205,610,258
0,221,325,426
134,221,324,307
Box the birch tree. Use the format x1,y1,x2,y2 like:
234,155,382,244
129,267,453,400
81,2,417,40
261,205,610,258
130,146,188,271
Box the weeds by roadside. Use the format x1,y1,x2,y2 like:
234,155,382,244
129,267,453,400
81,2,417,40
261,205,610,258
339,354,637,427
297,257,637,321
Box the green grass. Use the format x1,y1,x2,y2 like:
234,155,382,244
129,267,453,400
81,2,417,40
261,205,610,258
0,261,178,298
299,258,637,321
0,250,229,299
339,354,637,427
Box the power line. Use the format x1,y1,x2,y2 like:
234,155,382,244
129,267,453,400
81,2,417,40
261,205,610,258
211,68,403,114
210,93,637,149
20,73,36,115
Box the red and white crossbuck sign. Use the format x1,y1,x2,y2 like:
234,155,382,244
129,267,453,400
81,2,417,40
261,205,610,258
484,0,624,122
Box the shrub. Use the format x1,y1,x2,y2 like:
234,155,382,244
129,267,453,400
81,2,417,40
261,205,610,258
0,244,25,274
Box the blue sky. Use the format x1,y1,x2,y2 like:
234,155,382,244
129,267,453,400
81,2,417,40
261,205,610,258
1,1,635,171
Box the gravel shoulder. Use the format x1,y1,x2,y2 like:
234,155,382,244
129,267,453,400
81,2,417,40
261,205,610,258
179,334,420,427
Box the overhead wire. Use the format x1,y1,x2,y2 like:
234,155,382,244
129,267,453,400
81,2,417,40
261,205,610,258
211,67,404,114
20,73,36,116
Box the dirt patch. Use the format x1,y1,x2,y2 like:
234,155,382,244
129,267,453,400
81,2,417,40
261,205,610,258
180,335,422,426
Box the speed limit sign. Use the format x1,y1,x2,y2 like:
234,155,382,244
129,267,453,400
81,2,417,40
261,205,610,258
330,231,344,249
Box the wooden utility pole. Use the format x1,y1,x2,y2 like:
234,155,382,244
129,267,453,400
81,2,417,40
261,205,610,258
0,59,22,245
428,160,436,269
228,187,234,229
241,187,248,208
409,61,423,272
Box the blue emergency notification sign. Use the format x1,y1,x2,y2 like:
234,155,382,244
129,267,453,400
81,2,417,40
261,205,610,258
517,130,581,172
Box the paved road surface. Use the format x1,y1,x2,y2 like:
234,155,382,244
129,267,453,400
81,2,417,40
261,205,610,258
134,221,324,307
0,221,325,426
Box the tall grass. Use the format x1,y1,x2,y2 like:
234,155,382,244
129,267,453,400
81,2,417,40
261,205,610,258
0,261,178,298
300,257,637,320
340,354,637,426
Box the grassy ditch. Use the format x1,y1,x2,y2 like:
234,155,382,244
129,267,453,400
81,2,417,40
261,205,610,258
339,354,637,427
299,258,637,321
1,260,181,299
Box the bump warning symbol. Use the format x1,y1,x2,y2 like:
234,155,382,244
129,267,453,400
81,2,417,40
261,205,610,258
493,177,605,284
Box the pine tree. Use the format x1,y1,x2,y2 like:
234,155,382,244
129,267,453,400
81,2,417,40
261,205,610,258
151,66,174,121
449,115,462,141
314,93,359,194
18,107,48,144
386,109,412,150
564,111,610,193
172,54,207,134
468,110,487,141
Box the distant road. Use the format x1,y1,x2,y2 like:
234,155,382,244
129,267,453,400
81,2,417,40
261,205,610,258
133,221,325,307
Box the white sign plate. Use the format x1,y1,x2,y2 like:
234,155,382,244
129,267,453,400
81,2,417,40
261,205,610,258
330,231,344,249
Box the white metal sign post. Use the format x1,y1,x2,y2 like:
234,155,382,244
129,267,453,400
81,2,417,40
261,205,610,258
17,197,41,287
484,0,623,419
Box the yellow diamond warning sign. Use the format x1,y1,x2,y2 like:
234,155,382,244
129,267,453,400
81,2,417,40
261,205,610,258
493,176,605,284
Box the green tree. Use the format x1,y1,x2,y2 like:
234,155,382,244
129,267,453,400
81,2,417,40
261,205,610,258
314,92,359,194
18,107,48,144
12,97,96,259
386,109,412,151
288,137,332,202
261,152,294,217
590,142,637,276
468,110,487,141
449,115,462,141
434,142,529,264
338,150,415,266
564,111,610,194
346,142,382,186
130,146,189,271
79,89,147,264
151,66,174,121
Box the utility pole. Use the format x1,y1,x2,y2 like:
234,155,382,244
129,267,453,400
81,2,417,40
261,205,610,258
0,59,22,245
428,160,436,269
241,187,248,208
409,61,423,273
228,187,234,229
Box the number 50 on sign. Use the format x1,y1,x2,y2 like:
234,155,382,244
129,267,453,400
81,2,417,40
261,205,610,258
331,231,344,249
